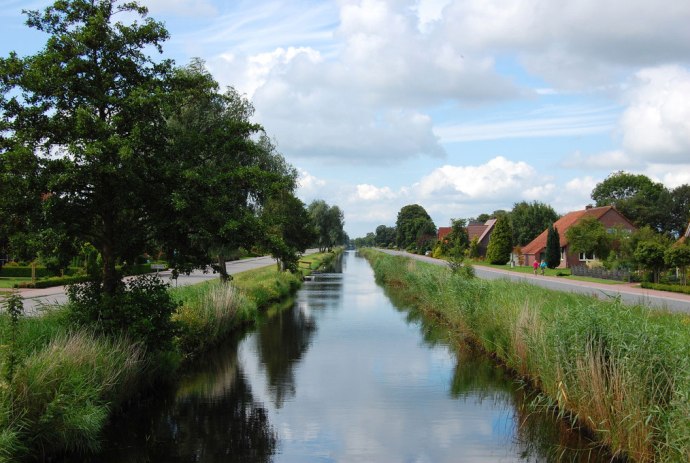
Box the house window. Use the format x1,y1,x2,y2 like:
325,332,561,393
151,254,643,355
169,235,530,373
579,251,596,261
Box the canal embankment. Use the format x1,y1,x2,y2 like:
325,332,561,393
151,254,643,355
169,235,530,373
0,251,338,462
361,249,690,463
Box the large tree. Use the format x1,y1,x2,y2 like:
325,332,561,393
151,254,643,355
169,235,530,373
510,201,559,246
670,184,690,238
591,171,671,233
158,61,297,281
0,0,172,295
308,200,346,252
485,215,512,264
395,204,436,251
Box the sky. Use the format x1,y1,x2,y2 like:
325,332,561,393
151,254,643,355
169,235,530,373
1,0,690,238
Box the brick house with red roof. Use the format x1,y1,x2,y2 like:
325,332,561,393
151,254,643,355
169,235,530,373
437,219,497,257
522,205,636,269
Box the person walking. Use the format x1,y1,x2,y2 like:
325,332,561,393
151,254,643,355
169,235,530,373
540,259,547,275
533,259,539,275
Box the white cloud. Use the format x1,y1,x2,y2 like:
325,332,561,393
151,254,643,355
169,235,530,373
441,0,690,88
355,184,398,201
414,156,537,200
619,65,690,164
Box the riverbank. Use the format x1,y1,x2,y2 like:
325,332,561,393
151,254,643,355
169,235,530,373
360,249,690,462
0,251,338,462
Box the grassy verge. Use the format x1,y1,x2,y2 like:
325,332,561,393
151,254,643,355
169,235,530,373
361,249,690,463
470,260,626,285
0,251,336,461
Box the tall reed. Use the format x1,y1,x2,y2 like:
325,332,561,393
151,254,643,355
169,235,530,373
361,249,690,462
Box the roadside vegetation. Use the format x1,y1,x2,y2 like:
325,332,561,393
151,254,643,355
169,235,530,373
361,249,690,462
0,250,338,461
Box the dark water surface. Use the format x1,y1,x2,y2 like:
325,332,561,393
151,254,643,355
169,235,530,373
85,251,606,462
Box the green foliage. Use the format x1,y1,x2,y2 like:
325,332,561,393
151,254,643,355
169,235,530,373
361,250,690,462
669,184,690,238
172,281,251,357
67,274,178,352
13,274,90,289
641,282,690,294
665,243,690,285
635,241,668,283
591,171,673,233
3,293,23,381
261,192,316,272
565,216,611,260
544,225,561,269
308,200,346,252
468,236,480,259
374,225,397,247
485,215,512,264
395,204,436,251
510,201,559,246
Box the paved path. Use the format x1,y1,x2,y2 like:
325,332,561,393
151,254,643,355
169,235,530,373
6,255,283,315
379,249,690,314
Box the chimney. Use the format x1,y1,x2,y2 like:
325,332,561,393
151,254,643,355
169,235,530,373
585,204,593,210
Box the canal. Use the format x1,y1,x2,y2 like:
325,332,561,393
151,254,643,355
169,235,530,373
83,251,606,462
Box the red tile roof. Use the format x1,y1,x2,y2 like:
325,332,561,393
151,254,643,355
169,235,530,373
522,206,629,255
467,224,487,240
438,227,452,241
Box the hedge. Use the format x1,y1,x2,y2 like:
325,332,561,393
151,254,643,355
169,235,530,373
640,282,690,295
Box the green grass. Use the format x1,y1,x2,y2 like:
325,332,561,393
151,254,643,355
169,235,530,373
361,249,690,463
0,278,32,289
0,251,338,461
471,260,626,285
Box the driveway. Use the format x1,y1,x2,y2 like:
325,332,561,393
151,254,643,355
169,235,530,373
378,249,690,315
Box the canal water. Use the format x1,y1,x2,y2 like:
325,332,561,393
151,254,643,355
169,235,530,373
85,251,606,462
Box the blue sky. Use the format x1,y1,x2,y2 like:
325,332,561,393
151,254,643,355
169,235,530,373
2,0,690,237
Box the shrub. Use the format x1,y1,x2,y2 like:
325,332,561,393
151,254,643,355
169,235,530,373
67,274,178,352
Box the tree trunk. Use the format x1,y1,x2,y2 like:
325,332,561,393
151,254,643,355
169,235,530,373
218,253,231,282
101,241,119,296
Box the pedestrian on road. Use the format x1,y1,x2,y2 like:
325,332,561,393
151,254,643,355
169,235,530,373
533,259,539,275
540,260,547,275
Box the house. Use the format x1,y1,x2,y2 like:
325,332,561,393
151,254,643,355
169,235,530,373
467,218,497,257
437,227,452,242
522,205,636,268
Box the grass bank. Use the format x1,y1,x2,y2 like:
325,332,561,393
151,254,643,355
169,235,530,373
0,251,337,462
360,249,690,462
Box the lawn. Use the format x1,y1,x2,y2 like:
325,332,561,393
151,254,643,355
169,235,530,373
0,277,33,289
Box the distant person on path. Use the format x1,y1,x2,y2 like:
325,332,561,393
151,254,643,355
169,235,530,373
540,260,547,275
533,259,539,275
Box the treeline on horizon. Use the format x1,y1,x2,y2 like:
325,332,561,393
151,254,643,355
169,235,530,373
354,171,690,282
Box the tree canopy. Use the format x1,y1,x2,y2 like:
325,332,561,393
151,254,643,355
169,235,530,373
395,204,436,251
308,200,346,252
565,216,611,261
510,201,559,246
485,215,512,264
591,171,672,234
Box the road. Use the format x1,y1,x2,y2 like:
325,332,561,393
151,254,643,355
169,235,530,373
378,249,690,314
7,255,282,315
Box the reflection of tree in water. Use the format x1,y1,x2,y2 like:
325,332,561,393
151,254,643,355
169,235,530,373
385,296,613,463
255,302,317,408
75,339,277,463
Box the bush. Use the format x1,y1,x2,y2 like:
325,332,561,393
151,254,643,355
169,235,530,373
641,282,690,295
67,274,178,352
14,275,90,289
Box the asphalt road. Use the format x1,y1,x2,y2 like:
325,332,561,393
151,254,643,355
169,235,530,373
8,255,282,315
378,249,690,314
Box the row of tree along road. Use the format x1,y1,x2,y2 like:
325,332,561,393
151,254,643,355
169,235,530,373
355,171,690,288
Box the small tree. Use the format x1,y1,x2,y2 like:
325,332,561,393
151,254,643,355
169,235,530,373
665,244,690,285
565,217,611,262
544,225,561,269
634,241,667,283
485,215,512,265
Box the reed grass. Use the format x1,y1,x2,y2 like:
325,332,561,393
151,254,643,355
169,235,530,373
361,249,690,462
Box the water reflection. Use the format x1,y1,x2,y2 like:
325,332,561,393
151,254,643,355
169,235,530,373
76,251,611,462
80,335,277,463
